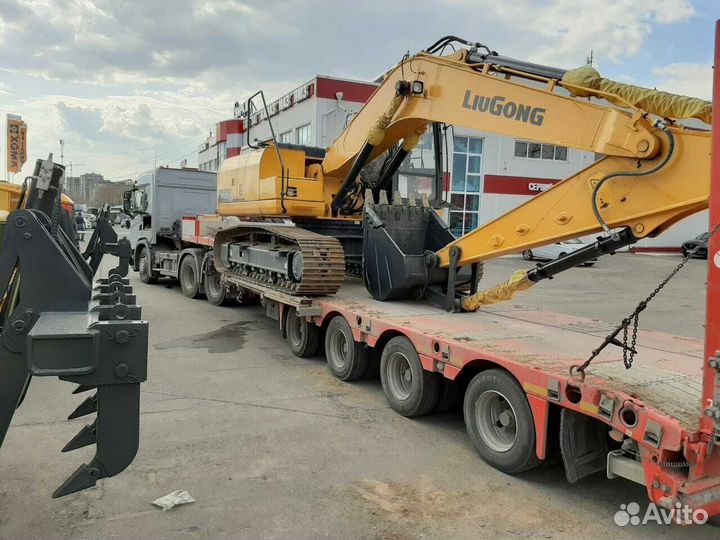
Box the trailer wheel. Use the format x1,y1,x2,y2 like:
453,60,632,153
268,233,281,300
179,255,201,299
205,267,228,306
324,316,368,381
380,336,440,417
286,307,320,357
138,247,158,284
463,369,541,473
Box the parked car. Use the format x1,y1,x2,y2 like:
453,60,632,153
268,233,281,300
681,233,708,258
522,238,597,266
82,212,96,229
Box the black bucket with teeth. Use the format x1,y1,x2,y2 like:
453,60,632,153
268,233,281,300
362,189,456,301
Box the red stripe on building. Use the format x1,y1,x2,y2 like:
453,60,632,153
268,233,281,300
483,174,561,196
226,147,241,158
216,119,245,142
316,77,377,103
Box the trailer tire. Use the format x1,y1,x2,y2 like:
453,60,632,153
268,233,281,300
205,267,228,306
179,255,201,299
324,316,368,381
138,247,158,284
380,336,440,417
463,369,541,473
286,307,320,358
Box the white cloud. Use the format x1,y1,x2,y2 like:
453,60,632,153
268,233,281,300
652,62,713,100
481,0,696,66
0,0,707,180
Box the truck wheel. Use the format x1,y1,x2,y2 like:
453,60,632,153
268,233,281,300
205,268,228,306
463,369,541,473
324,316,368,381
380,336,440,417
521,250,533,261
138,247,158,284
179,255,201,299
286,307,320,357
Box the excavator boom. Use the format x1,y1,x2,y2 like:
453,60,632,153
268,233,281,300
318,39,710,307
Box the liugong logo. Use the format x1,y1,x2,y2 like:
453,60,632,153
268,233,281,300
462,90,545,126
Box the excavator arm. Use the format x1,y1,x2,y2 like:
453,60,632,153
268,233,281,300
320,39,710,308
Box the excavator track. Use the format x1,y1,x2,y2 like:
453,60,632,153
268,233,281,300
213,223,345,296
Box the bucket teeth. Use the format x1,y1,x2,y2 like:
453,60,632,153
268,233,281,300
72,384,95,395
378,190,389,205
364,188,375,206
68,394,97,420
62,420,97,452
421,193,430,208
52,462,102,498
408,192,417,207
392,191,403,206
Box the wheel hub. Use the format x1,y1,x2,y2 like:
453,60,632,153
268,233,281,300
387,352,413,400
475,390,518,453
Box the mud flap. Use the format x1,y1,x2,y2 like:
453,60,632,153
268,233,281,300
559,408,609,482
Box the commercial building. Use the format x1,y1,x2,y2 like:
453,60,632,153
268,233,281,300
198,75,376,173
199,76,706,251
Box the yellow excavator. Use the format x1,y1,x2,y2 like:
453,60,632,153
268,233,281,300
214,36,710,311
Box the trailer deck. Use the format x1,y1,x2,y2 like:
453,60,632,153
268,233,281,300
318,282,703,433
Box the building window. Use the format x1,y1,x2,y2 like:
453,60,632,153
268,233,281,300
397,131,439,202
450,135,483,237
295,124,312,146
279,130,293,144
514,140,568,161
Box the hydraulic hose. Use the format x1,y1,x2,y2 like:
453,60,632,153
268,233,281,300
592,127,675,236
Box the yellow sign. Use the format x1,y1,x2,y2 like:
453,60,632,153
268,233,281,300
6,115,27,174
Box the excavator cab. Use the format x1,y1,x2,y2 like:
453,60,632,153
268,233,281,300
0,157,148,497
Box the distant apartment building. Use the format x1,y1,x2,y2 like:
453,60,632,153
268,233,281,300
65,172,133,206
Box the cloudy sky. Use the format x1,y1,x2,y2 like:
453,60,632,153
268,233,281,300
0,0,716,181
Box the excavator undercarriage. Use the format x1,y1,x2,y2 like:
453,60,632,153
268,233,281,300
0,157,148,497
213,222,346,296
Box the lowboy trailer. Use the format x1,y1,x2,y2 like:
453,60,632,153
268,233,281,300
143,201,720,522
129,24,720,522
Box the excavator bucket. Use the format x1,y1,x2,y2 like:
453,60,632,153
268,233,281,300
0,157,148,498
363,189,461,305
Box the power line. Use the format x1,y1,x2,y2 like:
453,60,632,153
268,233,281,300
98,137,204,177
65,134,204,158
104,146,201,181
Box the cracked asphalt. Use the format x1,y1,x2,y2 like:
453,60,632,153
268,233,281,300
0,237,714,539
